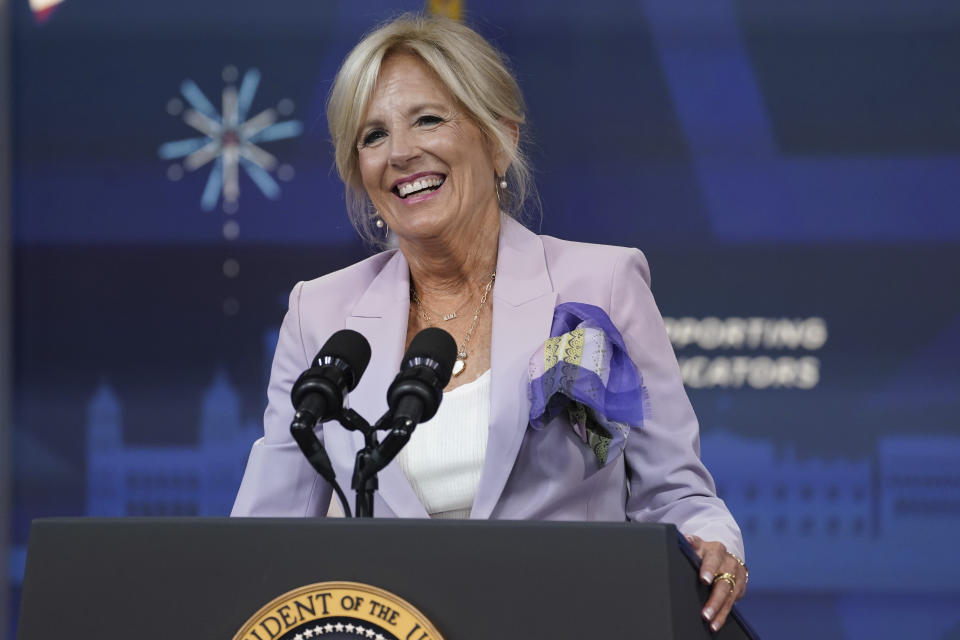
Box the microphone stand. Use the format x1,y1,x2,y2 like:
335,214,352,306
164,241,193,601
321,407,419,518
336,409,393,518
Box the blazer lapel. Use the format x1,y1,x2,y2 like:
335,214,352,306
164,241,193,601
336,250,429,518
472,215,557,519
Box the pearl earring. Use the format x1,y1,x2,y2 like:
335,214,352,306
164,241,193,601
374,209,384,229
498,176,508,189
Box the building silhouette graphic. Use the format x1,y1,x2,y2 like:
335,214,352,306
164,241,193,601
878,436,960,535
10,378,957,599
701,431,873,541
700,430,960,590
86,372,260,518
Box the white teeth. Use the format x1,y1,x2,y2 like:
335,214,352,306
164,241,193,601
397,175,444,197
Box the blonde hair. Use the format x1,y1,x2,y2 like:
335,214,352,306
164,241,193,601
326,13,535,248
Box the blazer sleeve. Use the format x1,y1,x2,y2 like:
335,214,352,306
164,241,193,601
232,281,333,517
610,249,745,560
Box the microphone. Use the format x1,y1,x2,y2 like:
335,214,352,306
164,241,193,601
390,327,457,425
370,327,457,470
289,329,371,514
290,329,372,429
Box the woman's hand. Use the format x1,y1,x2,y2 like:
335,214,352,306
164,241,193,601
685,534,748,633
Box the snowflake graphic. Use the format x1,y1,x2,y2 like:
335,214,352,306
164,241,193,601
159,65,303,212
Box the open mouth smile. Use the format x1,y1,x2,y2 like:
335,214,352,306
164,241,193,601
392,173,446,199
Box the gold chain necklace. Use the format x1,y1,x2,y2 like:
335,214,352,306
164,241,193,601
409,289,470,322
411,272,495,377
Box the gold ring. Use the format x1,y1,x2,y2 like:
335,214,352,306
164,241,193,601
728,552,749,584
714,572,737,593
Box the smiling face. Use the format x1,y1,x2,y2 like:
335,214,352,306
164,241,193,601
356,51,502,246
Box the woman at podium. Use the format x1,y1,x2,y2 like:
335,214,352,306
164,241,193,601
233,13,747,631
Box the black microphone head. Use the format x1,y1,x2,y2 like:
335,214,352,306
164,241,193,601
404,327,458,387
315,329,371,390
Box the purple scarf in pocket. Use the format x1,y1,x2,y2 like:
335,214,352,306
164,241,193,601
527,302,648,466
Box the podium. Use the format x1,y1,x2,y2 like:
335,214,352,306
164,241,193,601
18,518,758,639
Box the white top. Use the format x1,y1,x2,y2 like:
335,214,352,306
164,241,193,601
398,369,491,519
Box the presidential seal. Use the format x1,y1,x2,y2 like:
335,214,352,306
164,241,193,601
233,581,444,640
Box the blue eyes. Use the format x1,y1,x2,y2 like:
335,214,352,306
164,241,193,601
359,115,444,147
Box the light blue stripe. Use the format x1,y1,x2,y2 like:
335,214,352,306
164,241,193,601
180,79,220,121
157,137,210,160
237,68,261,123
200,156,223,211
240,157,281,200
248,120,303,144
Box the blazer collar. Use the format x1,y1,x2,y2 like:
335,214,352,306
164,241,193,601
333,215,557,519
471,214,557,518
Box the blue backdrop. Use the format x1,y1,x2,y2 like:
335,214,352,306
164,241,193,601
7,0,960,638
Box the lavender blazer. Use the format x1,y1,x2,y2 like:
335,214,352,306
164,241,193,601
232,215,744,559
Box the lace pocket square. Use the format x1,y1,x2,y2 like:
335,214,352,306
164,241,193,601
528,302,647,466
